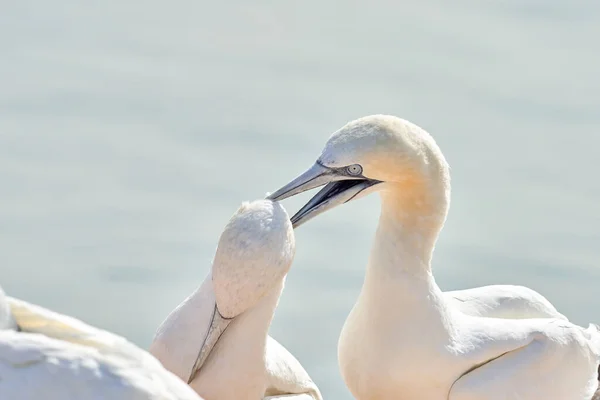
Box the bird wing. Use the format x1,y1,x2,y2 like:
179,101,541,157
0,330,203,400
449,318,600,400
264,336,323,400
4,297,203,400
8,296,137,352
446,284,567,320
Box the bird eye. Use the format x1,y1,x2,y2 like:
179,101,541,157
346,164,363,176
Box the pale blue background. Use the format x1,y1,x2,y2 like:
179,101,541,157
1,1,599,398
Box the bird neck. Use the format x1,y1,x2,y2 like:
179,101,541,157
370,184,447,273
150,273,283,387
360,185,450,320
191,279,284,400
216,279,283,361
339,186,454,391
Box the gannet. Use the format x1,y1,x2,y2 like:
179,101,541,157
0,288,203,400
150,199,322,400
268,115,600,400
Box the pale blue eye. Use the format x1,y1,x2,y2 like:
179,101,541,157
346,164,363,176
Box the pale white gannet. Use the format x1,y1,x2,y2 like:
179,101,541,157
149,199,322,400
0,288,203,400
268,115,600,400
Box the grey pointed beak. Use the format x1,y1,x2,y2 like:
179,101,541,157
267,163,381,228
187,304,232,383
267,163,342,201
290,179,379,227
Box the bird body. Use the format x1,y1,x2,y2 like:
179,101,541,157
0,295,203,400
150,200,322,400
447,284,566,320
268,115,600,400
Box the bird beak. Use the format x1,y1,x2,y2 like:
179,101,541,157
267,163,344,201
268,162,381,228
187,304,232,384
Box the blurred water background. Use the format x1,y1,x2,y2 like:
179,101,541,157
1,1,599,398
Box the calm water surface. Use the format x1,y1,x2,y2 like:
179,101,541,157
1,1,599,398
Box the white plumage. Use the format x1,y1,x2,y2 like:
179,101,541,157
150,200,322,400
0,295,203,400
268,114,600,400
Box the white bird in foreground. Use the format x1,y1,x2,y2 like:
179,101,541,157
268,115,600,400
149,199,322,400
0,287,203,399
